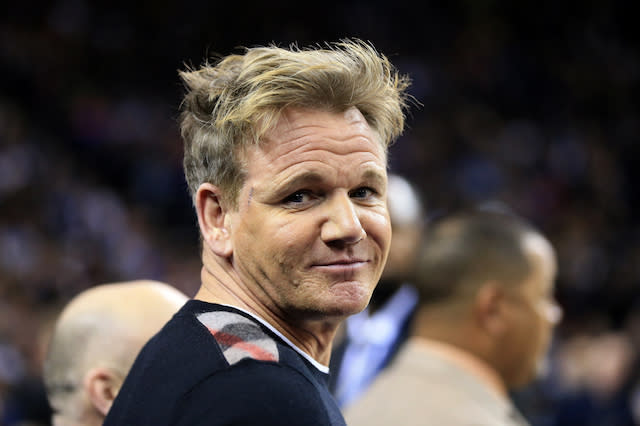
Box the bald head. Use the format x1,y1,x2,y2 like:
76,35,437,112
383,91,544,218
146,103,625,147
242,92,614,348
44,280,188,426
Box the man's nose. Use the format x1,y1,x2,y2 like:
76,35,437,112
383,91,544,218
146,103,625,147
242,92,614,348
321,193,366,245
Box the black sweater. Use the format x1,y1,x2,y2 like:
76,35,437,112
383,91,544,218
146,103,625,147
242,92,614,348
104,300,345,426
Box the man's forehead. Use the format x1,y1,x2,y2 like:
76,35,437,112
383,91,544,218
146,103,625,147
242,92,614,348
249,108,385,161
278,105,368,126
263,106,381,146
343,106,368,123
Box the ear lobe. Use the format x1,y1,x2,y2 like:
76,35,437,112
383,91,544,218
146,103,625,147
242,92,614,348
473,283,507,336
196,183,233,258
84,367,121,416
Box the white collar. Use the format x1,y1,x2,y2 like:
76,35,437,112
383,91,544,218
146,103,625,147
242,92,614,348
219,303,330,374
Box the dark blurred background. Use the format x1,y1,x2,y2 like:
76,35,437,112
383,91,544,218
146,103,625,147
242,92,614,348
1,1,639,425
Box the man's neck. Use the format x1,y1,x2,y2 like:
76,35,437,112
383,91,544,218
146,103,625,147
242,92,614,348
411,306,508,398
195,257,340,366
411,336,508,398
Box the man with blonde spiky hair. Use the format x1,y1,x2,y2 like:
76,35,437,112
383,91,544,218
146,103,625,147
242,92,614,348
105,40,411,426
43,280,187,426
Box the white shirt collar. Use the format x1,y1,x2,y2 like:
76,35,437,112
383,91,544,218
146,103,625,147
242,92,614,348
219,303,330,374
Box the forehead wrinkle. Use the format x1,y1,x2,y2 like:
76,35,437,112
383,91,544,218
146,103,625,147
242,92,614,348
266,146,385,175
262,114,382,152
268,153,386,191
263,129,383,160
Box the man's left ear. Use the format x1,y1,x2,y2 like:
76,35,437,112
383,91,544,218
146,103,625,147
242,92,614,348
195,183,233,258
473,282,508,336
84,367,122,416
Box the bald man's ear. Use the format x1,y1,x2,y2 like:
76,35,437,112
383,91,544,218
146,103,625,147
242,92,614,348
84,367,122,417
473,283,508,336
196,183,233,258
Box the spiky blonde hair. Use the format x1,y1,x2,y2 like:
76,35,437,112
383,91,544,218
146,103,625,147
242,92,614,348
179,39,411,208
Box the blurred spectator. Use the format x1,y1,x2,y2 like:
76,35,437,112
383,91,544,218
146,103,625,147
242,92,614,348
345,210,561,426
548,332,637,425
43,281,187,426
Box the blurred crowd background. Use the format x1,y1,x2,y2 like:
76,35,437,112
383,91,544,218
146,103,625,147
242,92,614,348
1,1,638,425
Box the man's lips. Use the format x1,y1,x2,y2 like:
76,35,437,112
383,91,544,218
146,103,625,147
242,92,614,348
311,258,368,268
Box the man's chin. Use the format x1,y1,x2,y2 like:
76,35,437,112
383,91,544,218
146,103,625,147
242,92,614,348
301,299,370,322
332,286,372,314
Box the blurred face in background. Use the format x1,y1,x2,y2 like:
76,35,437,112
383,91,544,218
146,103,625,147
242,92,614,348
379,175,424,284
381,218,423,282
497,232,560,388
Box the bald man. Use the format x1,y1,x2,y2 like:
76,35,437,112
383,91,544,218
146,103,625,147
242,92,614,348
43,281,188,426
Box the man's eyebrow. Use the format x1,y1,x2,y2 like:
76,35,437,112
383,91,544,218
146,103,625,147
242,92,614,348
283,169,386,187
361,169,387,189
277,171,325,195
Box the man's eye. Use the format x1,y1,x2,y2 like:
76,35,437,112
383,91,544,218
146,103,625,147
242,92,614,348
283,191,311,205
350,187,375,199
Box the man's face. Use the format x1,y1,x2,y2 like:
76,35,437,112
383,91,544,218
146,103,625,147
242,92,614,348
226,107,391,321
500,233,560,388
381,220,423,282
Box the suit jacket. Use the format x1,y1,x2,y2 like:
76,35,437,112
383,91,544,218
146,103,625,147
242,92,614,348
344,338,530,426
328,301,415,393
329,284,417,406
